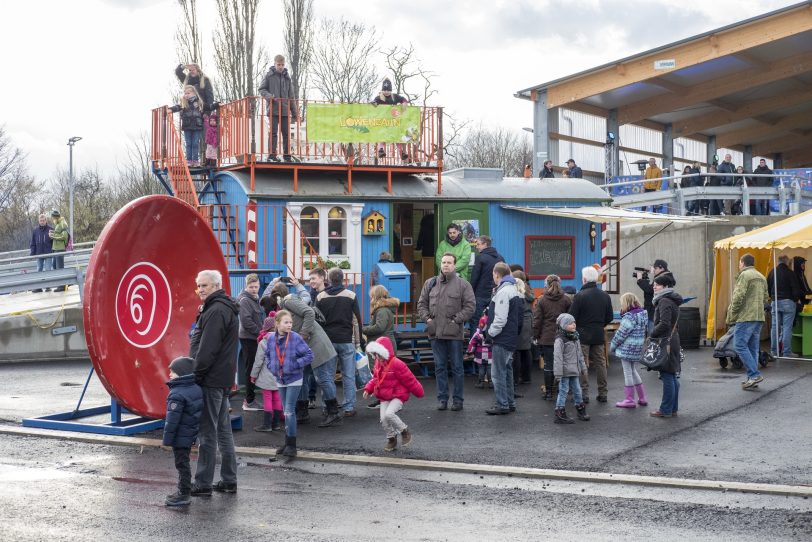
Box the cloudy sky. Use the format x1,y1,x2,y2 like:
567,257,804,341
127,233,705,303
1,0,799,180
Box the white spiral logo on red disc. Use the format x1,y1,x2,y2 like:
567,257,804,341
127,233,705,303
115,262,172,348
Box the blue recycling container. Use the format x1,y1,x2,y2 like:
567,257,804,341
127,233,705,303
373,262,411,302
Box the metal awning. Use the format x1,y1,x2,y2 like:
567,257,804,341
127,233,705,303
501,205,726,224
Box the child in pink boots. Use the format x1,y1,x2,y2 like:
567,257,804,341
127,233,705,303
609,293,648,408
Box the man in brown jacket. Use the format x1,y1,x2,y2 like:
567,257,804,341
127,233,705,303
417,253,475,411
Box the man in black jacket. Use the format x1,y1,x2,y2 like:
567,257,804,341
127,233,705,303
189,269,239,495
637,259,676,330
570,266,614,403
752,158,773,216
317,268,365,416
767,255,801,357
30,213,53,292
469,236,505,329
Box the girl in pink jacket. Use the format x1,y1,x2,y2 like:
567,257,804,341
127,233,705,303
363,336,424,452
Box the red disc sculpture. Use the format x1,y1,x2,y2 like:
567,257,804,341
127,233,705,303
83,195,229,419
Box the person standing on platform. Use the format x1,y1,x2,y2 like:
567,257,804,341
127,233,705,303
717,154,737,215
565,159,582,178
726,254,770,390
189,270,239,496
258,54,297,162
435,223,472,281
752,158,773,216
642,158,663,213
539,160,555,178
417,253,475,411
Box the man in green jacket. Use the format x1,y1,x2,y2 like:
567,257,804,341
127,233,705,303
49,209,70,292
435,223,472,281
726,253,769,390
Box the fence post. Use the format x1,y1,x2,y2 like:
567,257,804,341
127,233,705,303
675,186,685,216
790,180,801,215
741,183,750,216
778,181,787,215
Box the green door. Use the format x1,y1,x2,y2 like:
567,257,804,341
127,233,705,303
438,202,489,245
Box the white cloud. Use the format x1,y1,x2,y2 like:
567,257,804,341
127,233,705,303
0,0,799,180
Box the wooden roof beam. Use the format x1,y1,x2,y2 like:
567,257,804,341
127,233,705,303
544,7,812,108
733,51,770,70
619,50,812,125
647,79,690,96
752,132,812,156
781,146,812,168
716,111,812,148
673,88,812,137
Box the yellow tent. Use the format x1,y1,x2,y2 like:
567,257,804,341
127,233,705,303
707,209,812,339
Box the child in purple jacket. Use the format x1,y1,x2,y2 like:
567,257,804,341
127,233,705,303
467,314,493,388
264,310,313,458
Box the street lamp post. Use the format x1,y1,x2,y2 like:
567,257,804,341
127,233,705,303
67,136,82,244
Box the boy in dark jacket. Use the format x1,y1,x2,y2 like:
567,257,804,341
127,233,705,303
163,356,203,507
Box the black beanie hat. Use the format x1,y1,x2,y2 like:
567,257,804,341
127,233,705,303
169,356,195,377
653,259,668,270
653,274,675,287
382,79,392,91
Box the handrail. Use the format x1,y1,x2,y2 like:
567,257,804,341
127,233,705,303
151,106,200,208
217,96,442,169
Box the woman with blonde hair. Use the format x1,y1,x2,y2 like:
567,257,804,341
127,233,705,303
533,274,571,400
169,85,206,166
609,292,649,408
363,285,400,347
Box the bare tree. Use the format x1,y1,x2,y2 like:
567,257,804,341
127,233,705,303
175,0,203,65
381,44,437,105
0,127,42,251
212,0,269,101
444,124,532,177
283,0,314,101
45,168,118,243
112,133,164,205
310,18,379,102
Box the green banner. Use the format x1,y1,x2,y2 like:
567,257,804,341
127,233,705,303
306,103,422,144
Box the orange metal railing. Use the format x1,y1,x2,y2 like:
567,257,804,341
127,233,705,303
150,106,199,208
217,96,443,169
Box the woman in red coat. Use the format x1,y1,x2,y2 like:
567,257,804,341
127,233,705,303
363,337,424,452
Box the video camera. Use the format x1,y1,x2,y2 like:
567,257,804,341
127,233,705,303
632,266,649,280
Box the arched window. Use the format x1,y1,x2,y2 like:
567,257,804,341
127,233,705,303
300,206,320,255
327,206,347,256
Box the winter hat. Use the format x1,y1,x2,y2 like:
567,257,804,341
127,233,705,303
563,285,577,295
653,274,674,287
169,356,195,377
365,339,390,360
556,313,575,329
50,209,61,217
382,79,392,91
652,259,669,270
261,315,276,332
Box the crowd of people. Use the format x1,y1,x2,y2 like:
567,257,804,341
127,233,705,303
162,229,804,507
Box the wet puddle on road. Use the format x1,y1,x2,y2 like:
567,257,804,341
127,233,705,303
0,463,77,482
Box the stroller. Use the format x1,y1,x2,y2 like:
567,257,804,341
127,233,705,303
713,325,771,369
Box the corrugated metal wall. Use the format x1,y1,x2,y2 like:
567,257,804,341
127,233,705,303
559,110,766,176
488,201,600,292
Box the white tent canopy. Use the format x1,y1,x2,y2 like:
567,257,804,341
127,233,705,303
502,205,725,224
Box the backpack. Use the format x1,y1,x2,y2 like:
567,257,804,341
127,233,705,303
313,305,327,326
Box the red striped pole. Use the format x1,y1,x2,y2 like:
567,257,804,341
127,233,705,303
600,223,608,288
246,200,258,269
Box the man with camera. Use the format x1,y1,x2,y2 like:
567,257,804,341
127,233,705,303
635,260,676,330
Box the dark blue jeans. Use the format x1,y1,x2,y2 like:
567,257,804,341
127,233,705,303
184,129,201,162
659,372,679,415
734,321,763,379
432,338,464,404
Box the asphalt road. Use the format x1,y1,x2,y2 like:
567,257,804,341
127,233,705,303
1,435,810,541
1,350,811,540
